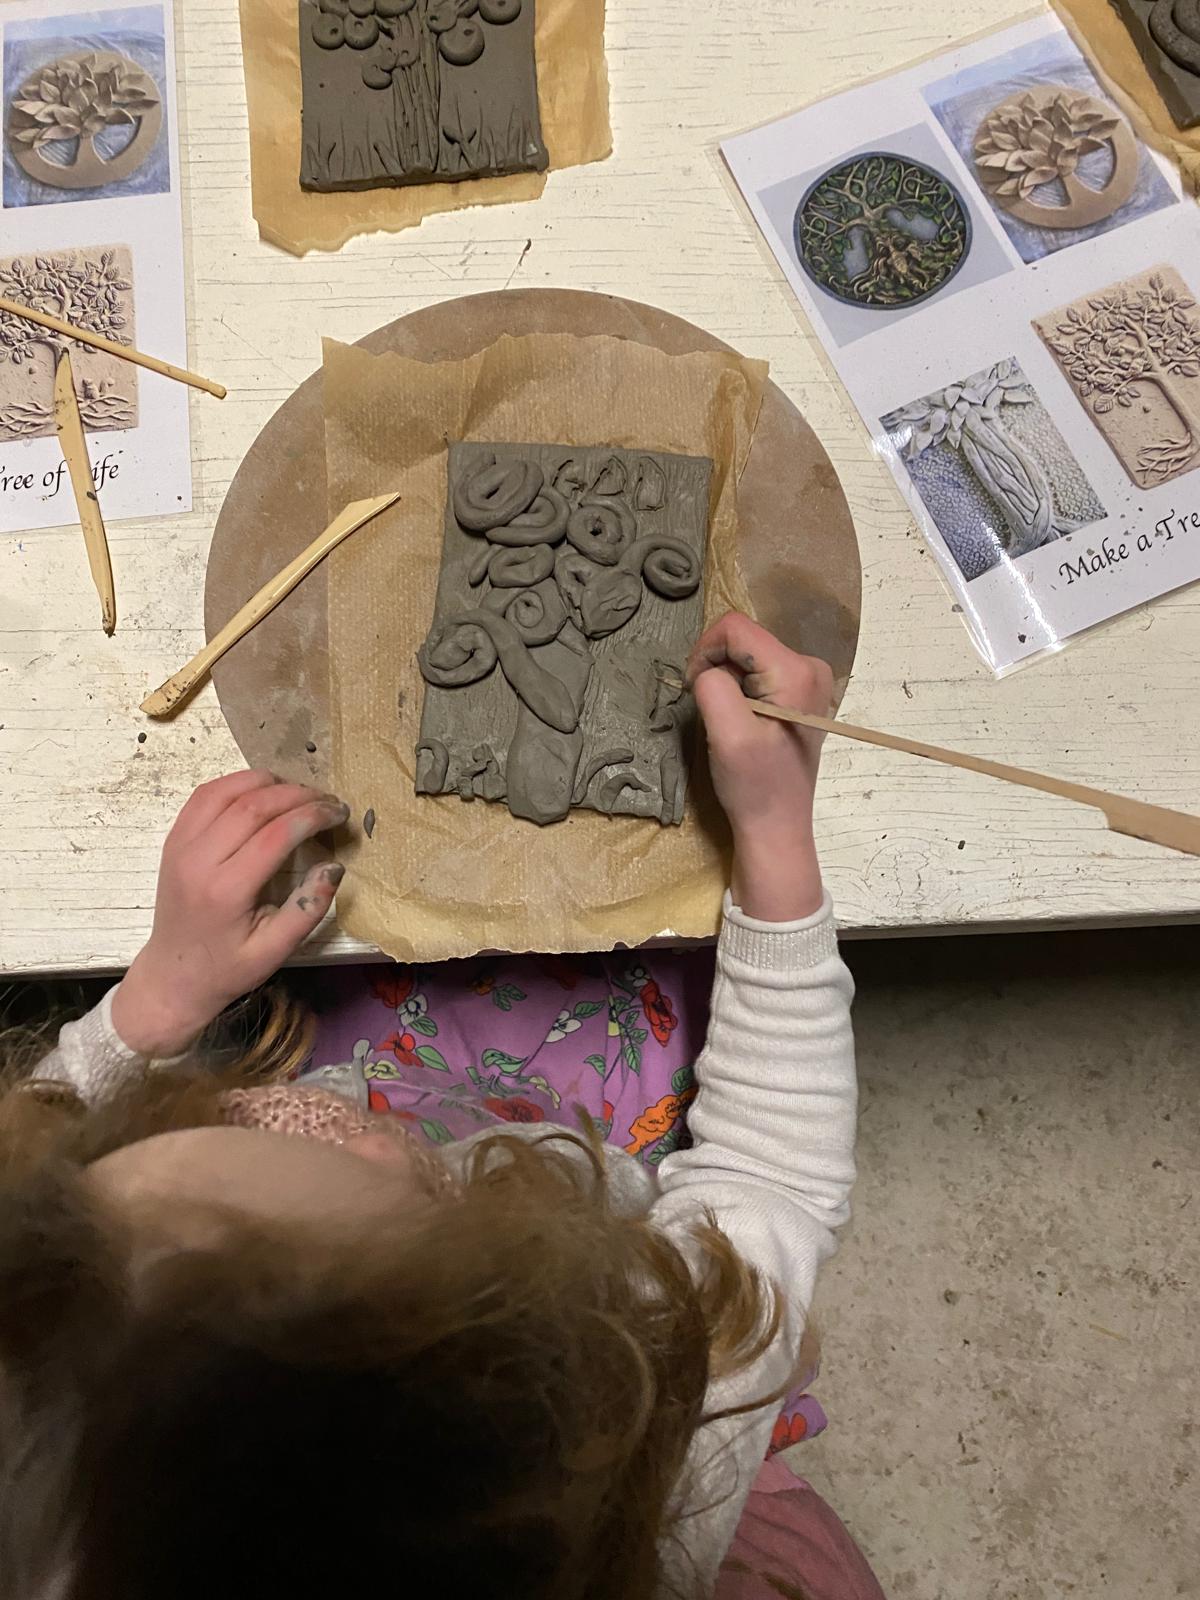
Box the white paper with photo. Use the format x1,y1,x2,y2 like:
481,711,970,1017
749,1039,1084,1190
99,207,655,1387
0,0,189,534
721,12,1200,674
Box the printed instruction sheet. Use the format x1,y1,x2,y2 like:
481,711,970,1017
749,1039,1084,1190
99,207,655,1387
723,13,1200,673
0,0,189,534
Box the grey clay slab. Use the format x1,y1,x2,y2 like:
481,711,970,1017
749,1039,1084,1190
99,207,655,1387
417,441,712,827
299,0,548,192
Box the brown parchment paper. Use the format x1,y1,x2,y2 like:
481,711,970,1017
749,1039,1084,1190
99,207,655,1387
323,331,767,961
1054,0,1200,191
237,0,611,256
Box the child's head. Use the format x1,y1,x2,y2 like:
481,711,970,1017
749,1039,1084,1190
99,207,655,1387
0,1051,777,1600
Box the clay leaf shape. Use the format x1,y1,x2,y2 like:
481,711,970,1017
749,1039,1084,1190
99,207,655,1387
591,455,628,497
634,456,667,510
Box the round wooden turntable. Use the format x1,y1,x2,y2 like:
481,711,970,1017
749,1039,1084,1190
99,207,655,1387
205,288,862,785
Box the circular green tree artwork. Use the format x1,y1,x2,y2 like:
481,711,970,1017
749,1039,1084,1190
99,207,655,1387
794,152,972,310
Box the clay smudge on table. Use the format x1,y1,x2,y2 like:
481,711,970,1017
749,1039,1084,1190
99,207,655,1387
417,441,712,827
298,0,548,193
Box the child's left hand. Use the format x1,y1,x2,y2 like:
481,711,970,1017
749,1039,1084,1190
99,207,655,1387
111,770,349,1058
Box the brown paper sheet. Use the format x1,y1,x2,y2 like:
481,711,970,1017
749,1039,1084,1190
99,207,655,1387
323,331,767,961
237,0,611,255
1054,0,1200,192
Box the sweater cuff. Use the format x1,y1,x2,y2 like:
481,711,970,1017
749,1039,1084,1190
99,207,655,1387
36,986,195,1105
36,984,147,1103
719,890,840,973
87,984,145,1067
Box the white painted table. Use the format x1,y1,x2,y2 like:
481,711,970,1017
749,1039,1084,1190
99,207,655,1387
4,0,1199,976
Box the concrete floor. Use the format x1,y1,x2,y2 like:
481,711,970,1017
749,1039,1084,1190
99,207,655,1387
803,927,1200,1600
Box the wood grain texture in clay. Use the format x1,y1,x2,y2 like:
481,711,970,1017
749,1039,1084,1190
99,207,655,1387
1034,264,1200,488
417,441,711,827
299,0,548,193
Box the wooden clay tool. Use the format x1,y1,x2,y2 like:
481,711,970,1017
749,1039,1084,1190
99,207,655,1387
54,349,115,636
660,675,1200,858
141,492,401,717
0,294,226,399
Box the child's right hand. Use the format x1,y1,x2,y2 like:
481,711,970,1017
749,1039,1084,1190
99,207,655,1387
111,771,349,1058
688,612,833,922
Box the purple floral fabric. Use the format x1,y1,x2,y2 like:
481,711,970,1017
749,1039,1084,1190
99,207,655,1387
302,948,826,1449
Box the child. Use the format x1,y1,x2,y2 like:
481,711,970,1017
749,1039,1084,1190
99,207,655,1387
0,614,878,1600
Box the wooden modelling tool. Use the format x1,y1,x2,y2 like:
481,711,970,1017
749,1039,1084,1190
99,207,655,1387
54,349,115,636
141,493,401,717
0,294,226,398
661,675,1200,859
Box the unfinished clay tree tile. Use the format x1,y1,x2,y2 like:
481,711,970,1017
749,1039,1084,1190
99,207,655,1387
299,0,548,191
973,85,1139,229
417,441,711,827
1034,264,1200,489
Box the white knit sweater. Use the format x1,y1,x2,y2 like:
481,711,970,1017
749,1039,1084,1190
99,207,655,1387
37,893,858,1595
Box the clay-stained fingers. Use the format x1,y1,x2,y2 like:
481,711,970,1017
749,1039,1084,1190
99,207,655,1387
247,862,345,972
198,781,346,868
219,794,350,896
687,611,776,682
167,770,279,848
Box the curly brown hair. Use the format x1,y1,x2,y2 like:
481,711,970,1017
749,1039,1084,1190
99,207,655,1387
0,1021,782,1600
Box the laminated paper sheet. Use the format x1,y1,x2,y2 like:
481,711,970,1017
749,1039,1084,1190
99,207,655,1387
237,0,611,255
721,9,1200,674
323,331,767,961
1054,0,1200,190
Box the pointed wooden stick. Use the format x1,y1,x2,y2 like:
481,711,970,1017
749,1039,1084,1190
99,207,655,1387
0,294,226,399
140,492,401,718
54,349,115,636
659,675,1200,858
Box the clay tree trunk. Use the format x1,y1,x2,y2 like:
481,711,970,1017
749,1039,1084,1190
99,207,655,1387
388,1,440,176
957,408,1079,555
1126,321,1200,477
1143,372,1200,453
505,632,592,825
0,332,61,439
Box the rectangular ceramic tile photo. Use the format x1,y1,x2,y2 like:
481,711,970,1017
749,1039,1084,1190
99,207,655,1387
1034,265,1200,489
0,245,136,442
881,358,1106,582
0,0,189,533
721,11,1200,673
925,30,1177,265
